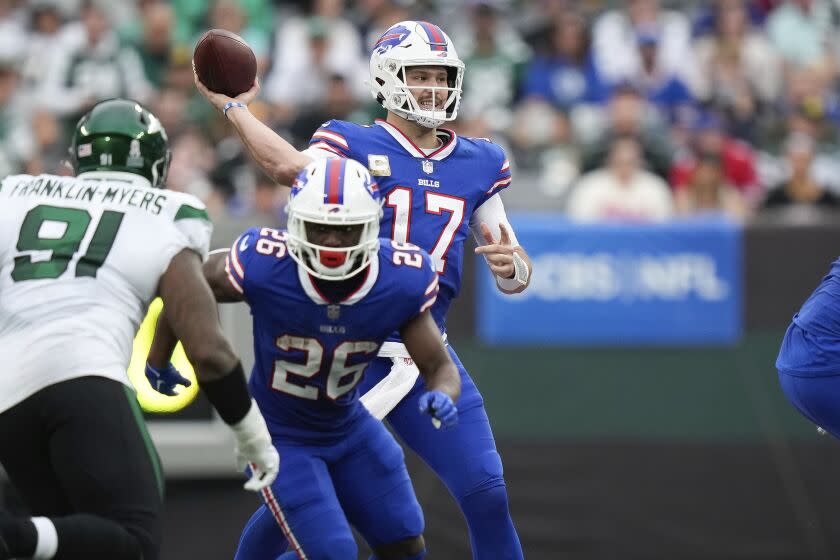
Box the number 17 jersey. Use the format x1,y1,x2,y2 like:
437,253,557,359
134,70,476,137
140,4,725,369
0,171,211,412
308,119,512,338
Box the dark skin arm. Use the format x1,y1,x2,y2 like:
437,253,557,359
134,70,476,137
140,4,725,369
153,249,238,382
147,310,177,370
399,310,460,403
149,251,244,369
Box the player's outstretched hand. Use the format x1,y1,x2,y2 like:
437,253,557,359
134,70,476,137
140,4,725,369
192,66,260,113
418,390,458,429
474,222,516,279
145,362,192,396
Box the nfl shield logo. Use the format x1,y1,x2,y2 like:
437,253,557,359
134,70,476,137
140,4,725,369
327,305,341,320
422,160,433,174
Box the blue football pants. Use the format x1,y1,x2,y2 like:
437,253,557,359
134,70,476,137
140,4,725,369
235,345,523,559
234,410,423,560
779,371,840,439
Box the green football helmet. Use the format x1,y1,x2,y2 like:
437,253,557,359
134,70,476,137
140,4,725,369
70,98,171,188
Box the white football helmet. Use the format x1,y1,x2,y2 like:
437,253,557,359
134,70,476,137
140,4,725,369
370,20,464,128
286,158,382,280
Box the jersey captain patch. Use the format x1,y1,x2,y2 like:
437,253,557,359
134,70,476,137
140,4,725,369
368,154,391,176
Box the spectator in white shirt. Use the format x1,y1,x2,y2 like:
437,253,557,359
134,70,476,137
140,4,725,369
567,135,674,222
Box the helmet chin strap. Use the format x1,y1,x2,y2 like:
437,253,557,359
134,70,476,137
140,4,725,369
408,113,445,129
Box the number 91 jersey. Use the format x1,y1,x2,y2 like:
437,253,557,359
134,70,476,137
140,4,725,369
307,119,512,338
225,227,438,441
0,172,211,413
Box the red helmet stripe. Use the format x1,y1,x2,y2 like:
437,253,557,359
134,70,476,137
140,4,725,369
325,158,344,204
418,21,447,51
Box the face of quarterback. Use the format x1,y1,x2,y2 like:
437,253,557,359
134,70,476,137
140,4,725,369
404,66,449,111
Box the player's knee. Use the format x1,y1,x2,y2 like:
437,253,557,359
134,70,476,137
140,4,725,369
372,535,425,559
452,449,505,499
460,482,511,520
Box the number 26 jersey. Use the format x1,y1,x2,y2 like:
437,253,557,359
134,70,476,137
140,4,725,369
225,227,438,440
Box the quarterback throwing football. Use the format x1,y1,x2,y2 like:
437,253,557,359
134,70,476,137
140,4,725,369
196,21,530,559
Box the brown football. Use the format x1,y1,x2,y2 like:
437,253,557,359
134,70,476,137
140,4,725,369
193,29,257,97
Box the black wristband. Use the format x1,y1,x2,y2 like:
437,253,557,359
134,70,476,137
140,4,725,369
199,362,251,425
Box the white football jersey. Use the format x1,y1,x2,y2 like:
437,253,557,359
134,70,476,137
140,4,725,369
0,171,211,412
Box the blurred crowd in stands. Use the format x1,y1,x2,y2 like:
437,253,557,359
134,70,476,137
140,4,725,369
2,0,840,225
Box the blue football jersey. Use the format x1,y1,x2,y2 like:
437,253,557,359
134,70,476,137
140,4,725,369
308,119,511,338
225,227,438,440
777,257,840,374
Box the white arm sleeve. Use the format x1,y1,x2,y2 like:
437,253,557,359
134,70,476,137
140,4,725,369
469,194,519,248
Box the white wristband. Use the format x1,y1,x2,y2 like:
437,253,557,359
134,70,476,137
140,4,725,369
230,399,269,442
496,250,529,290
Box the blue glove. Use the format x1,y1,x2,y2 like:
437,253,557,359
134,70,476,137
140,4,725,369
417,390,458,429
145,362,192,396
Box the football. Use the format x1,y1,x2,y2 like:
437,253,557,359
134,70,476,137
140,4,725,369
192,29,257,98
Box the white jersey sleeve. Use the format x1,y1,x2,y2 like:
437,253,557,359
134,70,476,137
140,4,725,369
160,194,213,262
0,173,212,412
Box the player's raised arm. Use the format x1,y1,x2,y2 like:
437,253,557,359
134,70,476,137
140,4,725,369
399,310,461,427
158,248,279,491
193,74,311,185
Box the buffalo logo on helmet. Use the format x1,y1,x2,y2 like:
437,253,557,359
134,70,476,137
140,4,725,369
291,172,311,197
373,25,411,55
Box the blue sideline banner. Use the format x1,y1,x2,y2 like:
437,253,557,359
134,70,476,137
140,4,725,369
477,214,743,345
